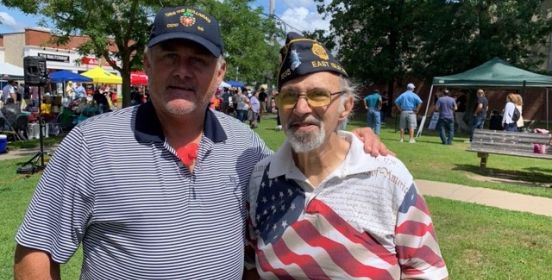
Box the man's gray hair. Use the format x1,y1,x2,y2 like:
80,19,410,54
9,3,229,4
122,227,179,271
337,76,358,126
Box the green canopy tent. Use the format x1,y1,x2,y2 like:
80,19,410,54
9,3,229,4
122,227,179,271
417,57,552,136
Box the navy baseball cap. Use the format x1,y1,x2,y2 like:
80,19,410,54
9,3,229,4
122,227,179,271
278,34,348,89
148,6,224,56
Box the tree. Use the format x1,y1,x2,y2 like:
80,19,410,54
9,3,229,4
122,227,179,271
2,0,164,107
412,0,552,78
2,0,282,106
314,0,552,99
203,0,283,87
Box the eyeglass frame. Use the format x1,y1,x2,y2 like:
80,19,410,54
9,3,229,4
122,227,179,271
276,88,346,109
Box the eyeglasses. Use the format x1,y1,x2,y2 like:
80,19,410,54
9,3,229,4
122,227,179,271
276,88,345,109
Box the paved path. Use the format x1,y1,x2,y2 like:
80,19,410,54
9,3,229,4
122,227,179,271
417,179,552,217
2,149,551,217
0,145,57,161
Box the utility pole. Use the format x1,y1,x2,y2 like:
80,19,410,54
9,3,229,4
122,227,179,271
269,0,275,16
268,0,276,112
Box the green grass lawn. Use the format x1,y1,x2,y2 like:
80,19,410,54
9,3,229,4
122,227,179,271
1,113,551,279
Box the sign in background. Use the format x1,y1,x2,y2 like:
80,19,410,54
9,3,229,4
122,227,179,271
38,52,70,63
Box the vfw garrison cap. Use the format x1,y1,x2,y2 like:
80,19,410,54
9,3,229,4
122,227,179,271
278,33,348,89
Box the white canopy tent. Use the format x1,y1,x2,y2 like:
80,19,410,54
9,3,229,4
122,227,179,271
0,62,25,80
219,81,231,88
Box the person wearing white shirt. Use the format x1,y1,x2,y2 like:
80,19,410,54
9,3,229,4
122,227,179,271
502,93,518,132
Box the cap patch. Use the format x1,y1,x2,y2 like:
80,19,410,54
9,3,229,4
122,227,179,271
290,49,302,71
180,11,196,27
312,43,329,60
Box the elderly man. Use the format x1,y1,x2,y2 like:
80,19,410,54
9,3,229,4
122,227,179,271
247,35,448,279
14,6,387,280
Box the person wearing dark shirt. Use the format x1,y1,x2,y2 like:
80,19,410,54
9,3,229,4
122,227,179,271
256,87,267,122
469,89,488,141
93,89,111,113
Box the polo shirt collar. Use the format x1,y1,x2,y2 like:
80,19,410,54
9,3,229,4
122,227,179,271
267,131,381,180
134,102,227,143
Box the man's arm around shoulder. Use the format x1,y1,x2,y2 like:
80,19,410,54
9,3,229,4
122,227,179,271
14,245,60,280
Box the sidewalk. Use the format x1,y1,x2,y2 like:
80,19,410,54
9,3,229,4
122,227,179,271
417,179,552,217
0,145,57,161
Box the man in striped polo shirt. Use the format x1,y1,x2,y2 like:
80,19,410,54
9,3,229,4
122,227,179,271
14,6,388,280
247,35,448,279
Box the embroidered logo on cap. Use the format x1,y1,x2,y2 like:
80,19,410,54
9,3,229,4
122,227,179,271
290,49,302,71
180,10,196,27
312,43,329,60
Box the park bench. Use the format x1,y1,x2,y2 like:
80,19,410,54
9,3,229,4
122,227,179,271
467,129,552,168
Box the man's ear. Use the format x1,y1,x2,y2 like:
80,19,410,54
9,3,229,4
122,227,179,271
215,60,227,85
339,95,354,121
143,51,151,76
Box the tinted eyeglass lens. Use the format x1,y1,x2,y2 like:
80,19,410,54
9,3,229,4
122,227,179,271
306,89,331,107
278,89,332,109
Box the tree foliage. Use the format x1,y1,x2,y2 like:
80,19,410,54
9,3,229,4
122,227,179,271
314,0,552,94
202,0,283,87
2,0,162,107
2,0,282,106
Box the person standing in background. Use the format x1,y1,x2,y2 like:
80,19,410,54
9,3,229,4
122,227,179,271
469,89,488,142
257,87,267,121
74,83,86,100
236,88,250,122
249,90,260,128
502,93,518,132
436,89,457,145
271,90,282,130
394,83,422,143
65,81,75,100
363,88,382,135
513,93,524,131
2,80,17,103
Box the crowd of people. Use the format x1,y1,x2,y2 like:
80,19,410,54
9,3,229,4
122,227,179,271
0,78,120,138
361,83,526,145
212,86,270,129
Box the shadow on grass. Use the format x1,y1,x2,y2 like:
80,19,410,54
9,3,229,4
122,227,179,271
453,164,552,188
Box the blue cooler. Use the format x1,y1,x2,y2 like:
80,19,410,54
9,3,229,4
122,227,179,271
0,134,7,153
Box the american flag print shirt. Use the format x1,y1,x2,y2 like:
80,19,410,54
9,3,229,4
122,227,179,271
247,132,448,279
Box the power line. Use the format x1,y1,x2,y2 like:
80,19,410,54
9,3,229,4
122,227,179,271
259,12,305,35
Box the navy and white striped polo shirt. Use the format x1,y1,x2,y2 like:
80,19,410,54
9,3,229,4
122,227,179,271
16,102,271,279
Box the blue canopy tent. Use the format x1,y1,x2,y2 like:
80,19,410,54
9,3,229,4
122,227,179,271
48,71,92,100
49,70,92,82
226,80,245,88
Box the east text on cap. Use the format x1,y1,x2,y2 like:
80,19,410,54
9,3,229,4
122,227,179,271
278,34,348,89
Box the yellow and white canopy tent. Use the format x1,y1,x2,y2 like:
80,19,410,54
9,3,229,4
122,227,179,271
81,67,122,84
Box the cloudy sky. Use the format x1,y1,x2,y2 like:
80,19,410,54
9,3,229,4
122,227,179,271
252,0,332,33
0,1,332,34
